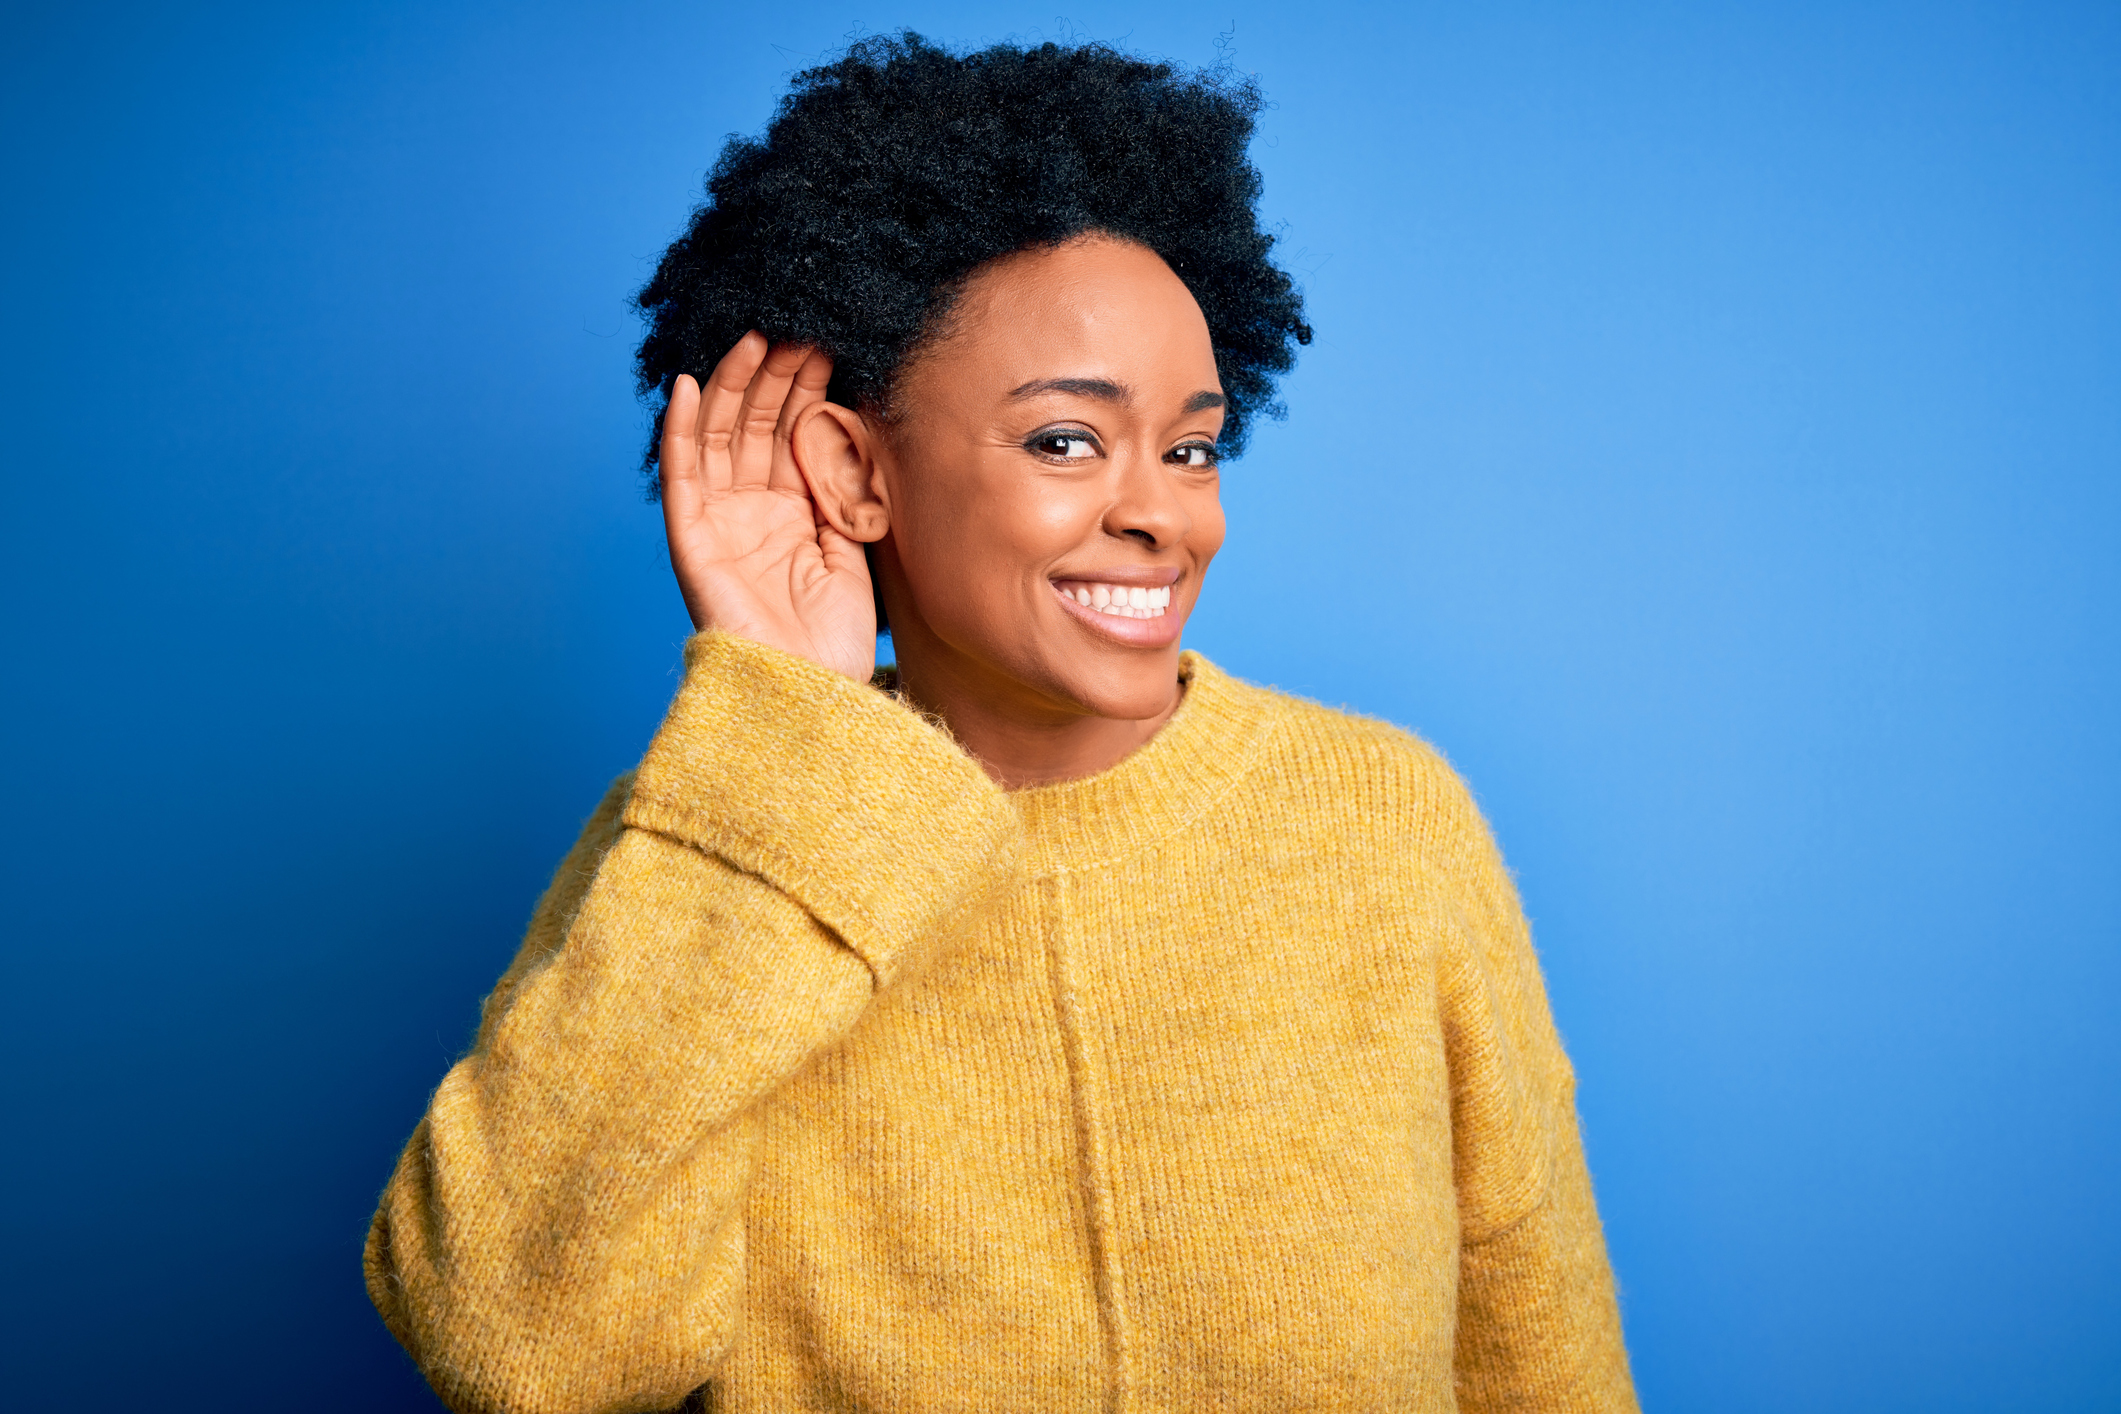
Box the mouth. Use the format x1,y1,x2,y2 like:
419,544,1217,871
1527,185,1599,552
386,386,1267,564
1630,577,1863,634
1049,579,1175,620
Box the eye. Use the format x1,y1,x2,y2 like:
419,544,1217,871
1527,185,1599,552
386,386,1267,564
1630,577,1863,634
1026,428,1101,461
1166,441,1220,469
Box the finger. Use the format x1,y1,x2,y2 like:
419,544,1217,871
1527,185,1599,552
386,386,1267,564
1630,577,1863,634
730,341,814,489
658,374,703,507
769,348,835,493
697,332,770,493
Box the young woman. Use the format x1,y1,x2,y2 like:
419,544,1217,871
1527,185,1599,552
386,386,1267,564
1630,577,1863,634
367,35,1637,1414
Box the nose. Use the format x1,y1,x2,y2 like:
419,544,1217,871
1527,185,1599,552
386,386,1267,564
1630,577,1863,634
1101,450,1191,550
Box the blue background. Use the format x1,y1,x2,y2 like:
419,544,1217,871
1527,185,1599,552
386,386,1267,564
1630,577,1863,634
3,3,2115,1409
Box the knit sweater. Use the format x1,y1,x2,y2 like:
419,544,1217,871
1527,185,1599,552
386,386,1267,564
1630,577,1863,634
366,631,1637,1414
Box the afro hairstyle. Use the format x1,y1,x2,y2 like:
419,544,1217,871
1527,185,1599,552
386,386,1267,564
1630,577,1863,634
632,32,1311,492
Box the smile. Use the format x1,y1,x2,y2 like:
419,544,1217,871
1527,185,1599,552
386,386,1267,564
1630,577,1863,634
1053,582,1173,619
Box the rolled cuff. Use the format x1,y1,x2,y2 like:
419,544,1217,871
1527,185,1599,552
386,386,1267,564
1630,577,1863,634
624,631,1020,988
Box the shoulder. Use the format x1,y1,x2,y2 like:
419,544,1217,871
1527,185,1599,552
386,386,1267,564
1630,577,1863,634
1196,657,1502,867
1199,664,1542,980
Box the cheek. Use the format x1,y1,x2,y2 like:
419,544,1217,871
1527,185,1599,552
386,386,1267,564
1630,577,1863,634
1019,478,1106,552
937,469,1104,570
894,459,1098,613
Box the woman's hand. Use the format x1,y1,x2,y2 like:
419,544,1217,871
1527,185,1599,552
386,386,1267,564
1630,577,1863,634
659,333,877,681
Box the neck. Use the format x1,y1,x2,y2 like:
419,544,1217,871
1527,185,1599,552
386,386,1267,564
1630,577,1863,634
887,632,1182,792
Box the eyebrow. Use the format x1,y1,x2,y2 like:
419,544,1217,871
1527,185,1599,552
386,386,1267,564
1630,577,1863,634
1006,378,1228,415
1008,377,1129,403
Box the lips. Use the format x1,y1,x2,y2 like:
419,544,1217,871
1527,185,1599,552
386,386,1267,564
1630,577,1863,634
1051,581,1173,618
1047,573,1186,647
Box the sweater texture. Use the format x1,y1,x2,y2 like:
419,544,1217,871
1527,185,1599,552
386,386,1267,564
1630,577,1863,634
366,632,1638,1414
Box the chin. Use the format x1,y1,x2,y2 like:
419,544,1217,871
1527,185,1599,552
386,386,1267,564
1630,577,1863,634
1048,650,1186,722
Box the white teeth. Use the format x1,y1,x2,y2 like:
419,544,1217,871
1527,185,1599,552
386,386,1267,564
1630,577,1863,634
1058,581,1175,619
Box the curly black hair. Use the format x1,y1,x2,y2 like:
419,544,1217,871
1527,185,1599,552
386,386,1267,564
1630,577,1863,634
633,32,1311,491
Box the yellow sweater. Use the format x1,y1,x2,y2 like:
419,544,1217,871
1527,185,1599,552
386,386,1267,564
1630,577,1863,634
366,632,1637,1414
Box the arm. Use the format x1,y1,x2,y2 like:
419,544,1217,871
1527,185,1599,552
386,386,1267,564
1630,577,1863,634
1432,771,1639,1412
364,632,1017,1414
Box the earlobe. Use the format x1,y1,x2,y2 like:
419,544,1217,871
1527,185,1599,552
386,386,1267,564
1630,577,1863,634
791,402,891,543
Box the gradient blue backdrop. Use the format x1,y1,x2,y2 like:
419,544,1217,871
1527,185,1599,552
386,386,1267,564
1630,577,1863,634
3,3,2115,1409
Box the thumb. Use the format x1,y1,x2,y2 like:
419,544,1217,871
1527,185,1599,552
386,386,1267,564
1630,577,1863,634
816,523,874,583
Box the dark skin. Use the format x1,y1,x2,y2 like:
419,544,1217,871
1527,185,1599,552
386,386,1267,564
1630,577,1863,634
656,234,1227,787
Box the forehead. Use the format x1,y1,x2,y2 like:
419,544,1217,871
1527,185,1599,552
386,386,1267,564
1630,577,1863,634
918,235,1221,396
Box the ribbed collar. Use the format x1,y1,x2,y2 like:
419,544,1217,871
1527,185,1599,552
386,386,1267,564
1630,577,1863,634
1005,652,1282,878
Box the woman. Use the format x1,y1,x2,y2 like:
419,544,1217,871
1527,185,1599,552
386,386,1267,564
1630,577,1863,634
366,35,1638,1414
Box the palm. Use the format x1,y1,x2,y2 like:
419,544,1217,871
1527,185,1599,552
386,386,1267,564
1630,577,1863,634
660,337,876,681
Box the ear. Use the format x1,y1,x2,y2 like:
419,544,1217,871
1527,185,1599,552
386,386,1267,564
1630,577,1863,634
791,401,891,543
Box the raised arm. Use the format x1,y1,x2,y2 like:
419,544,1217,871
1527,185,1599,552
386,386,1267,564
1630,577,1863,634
365,634,1017,1414
365,337,1015,1414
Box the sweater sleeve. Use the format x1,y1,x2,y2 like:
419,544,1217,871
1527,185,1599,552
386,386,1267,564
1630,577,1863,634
363,632,1019,1414
1429,766,1639,1413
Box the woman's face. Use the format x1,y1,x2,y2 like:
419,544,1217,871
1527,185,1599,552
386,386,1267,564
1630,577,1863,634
860,234,1228,726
